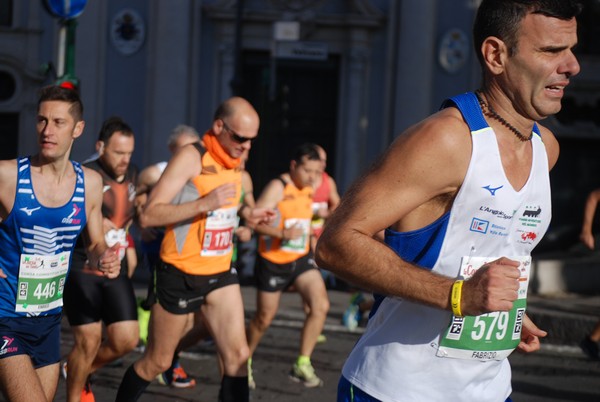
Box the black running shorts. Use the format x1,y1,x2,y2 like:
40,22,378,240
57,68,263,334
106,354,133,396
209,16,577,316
255,253,316,292
63,271,138,326
155,260,239,314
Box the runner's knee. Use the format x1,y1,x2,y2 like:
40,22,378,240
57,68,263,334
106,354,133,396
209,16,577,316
307,296,330,318
253,310,276,330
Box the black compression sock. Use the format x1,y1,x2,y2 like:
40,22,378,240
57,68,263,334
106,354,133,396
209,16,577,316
218,375,249,402
115,365,151,402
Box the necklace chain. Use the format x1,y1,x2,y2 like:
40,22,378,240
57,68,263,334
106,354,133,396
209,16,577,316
474,90,532,142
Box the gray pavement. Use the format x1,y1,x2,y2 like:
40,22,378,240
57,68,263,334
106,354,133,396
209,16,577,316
3,270,599,401
50,285,360,402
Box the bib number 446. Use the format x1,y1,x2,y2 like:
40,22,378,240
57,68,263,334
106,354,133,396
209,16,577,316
33,281,56,300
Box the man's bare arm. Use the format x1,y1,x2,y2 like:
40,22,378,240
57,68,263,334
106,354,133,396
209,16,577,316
83,168,120,278
316,108,521,316
0,159,17,278
139,145,236,228
0,159,17,222
580,189,600,250
136,164,162,198
327,177,341,212
252,179,291,239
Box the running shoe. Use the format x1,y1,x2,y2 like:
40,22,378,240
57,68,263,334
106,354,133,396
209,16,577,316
81,379,95,402
61,363,95,401
342,292,365,331
248,358,256,390
580,336,600,360
137,298,151,345
157,361,196,388
289,361,323,388
342,304,361,331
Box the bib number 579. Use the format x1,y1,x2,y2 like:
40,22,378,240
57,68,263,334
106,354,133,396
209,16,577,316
471,311,509,341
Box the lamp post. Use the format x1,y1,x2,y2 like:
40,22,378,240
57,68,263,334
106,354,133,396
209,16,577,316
42,0,87,89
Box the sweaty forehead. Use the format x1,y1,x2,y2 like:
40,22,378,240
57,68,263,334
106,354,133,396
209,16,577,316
519,13,578,44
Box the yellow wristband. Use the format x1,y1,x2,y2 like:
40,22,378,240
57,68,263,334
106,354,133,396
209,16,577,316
451,280,464,317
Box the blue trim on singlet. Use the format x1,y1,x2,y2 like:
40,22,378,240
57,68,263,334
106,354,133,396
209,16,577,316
370,213,450,317
441,92,541,137
371,91,543,318
384,213,451,270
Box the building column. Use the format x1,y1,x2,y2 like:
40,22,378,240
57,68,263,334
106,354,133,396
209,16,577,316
336,29,370,191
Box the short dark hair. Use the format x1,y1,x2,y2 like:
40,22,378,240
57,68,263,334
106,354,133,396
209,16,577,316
473,0,583,66
97,116,134,143
37,85,84,121
292,143,320,165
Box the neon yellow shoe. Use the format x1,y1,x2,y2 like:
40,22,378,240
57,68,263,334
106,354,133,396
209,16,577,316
248,358,256,390
137,298,151,345
289,361,323,388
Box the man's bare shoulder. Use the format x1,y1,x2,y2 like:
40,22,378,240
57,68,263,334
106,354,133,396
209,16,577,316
385,107,472,180
0,160,19,218
171,143,202,173
0,159,17,175
535,123,559,169
0,159,18,186
82,166,102,189
139,163,161,176
256,176,286,208
137,163,163,193
332,108,471,234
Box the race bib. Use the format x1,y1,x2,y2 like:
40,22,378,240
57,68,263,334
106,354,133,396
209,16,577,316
281,218,311,253
105,228,128,261
16,251,70,313
201,206,238,256
437,256,531,361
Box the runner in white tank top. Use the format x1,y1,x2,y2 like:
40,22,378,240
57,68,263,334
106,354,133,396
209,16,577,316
315,1,582,400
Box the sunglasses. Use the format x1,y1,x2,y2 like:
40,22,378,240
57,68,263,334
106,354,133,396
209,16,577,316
222,121,257,144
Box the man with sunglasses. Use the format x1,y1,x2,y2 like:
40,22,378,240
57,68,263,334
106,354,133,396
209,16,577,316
116,97,274,402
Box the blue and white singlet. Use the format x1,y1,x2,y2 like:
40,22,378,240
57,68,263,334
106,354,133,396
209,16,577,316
341,92,552,402
0,157,86,317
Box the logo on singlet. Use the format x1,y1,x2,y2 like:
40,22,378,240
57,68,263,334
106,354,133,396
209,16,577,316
19,206,40,216
482,184,503,196
62,203,82,224
470,218,489,234
523,207,541,217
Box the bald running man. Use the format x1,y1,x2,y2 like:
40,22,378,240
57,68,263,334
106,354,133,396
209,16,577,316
116,97,274,402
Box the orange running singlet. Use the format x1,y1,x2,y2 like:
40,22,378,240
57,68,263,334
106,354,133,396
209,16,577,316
259,177,313,264
160,144,242,275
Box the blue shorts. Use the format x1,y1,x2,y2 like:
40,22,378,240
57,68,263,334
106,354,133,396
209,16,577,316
0,314,61,368
337,376,381,402
337,376,514,402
